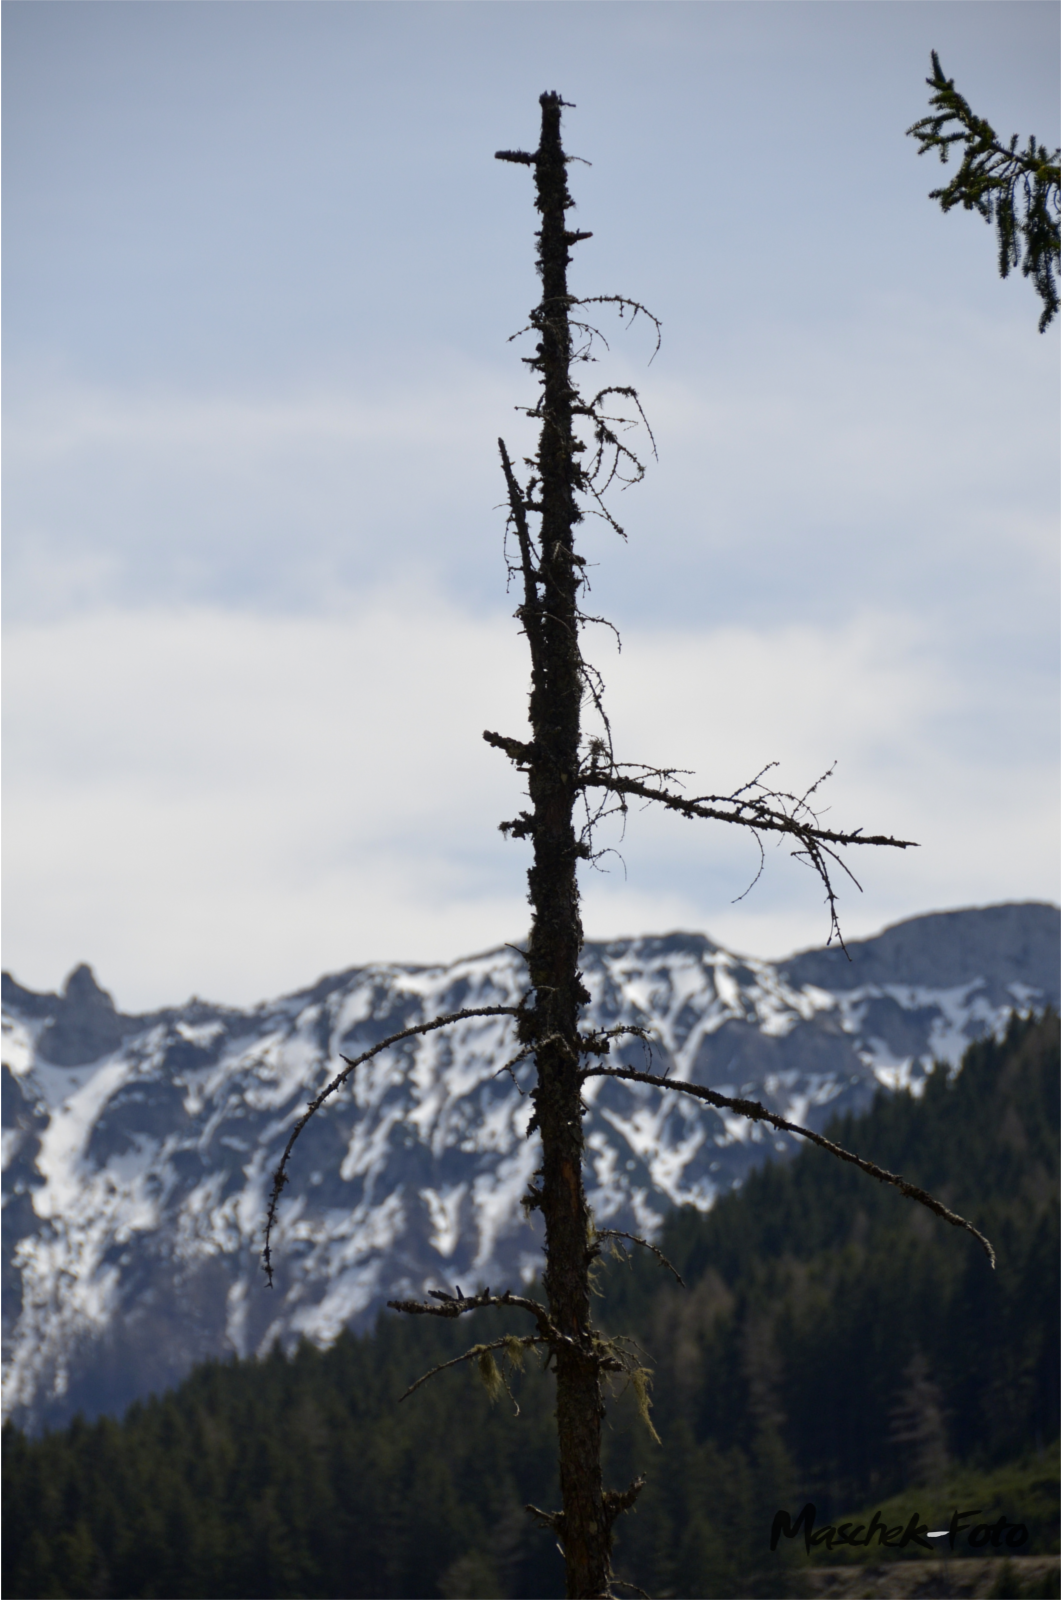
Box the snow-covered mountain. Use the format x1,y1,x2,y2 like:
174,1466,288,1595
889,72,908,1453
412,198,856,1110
3,902,1057,1432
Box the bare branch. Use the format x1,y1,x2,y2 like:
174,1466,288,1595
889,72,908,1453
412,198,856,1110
262,1004,519,1284
603,1477,647,1529
584,1064,995,1266
483,728,536,766
579,1023,655,1066
610,1579,650,1599
595,1229,686,1286
388,1286,558,1342
580,769,915,851
574,294,663,360
493,1045,533,1092
526,1502,565,1533
582,383,658,461
580,766,917,948
396,1333,545,1403
498,437,542,630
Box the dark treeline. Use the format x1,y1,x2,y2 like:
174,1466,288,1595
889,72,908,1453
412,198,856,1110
5,1012,1058,1599
600,1010,1059,1596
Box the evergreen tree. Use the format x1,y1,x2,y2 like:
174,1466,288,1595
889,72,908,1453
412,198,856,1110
908,51,1061,330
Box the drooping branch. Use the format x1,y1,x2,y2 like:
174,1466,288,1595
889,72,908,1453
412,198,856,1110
594,1229,686,1286
583,1062,995,1266
503,289,659,550
396,1333,546,1404
262,1005,519,1284
907,50,1060,330
573,295,662,359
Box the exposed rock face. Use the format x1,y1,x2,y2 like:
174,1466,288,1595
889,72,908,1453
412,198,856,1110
33,965,132,1068
2,903,1057,1433
782,902,1059,996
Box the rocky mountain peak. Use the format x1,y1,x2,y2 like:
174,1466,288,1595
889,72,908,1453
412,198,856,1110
37,964,126,1068
3,902,1058,1433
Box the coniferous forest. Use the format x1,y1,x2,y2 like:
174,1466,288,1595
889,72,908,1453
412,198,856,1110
4,1012,1058,1599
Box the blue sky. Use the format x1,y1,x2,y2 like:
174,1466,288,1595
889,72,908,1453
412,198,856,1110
4,1,1058,1008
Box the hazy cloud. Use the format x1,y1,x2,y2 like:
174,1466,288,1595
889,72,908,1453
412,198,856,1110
4,2,1057,1004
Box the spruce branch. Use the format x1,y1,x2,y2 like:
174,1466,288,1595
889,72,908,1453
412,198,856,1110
907,50,1060,330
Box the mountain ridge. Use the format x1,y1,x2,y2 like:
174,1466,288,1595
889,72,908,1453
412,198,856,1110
3,901,1058,1433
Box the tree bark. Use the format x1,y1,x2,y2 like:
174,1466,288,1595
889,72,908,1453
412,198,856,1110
503,93,611,1599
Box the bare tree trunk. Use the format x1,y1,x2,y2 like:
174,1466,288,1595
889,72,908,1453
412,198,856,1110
266,85,991,1601
516,93,609,1600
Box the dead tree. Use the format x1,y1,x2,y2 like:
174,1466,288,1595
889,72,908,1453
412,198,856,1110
264,92,994,1601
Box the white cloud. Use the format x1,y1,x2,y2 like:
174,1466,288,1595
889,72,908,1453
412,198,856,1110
5,597,1056,1010
576,611,1059,957
3,363,536,618
3,6,1056,1011
6,281,1055,644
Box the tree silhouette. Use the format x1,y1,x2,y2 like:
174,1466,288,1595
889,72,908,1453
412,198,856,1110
264,92,994,1599
908,51,1060,331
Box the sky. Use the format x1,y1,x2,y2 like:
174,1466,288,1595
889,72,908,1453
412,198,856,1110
4,0,1059,1011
